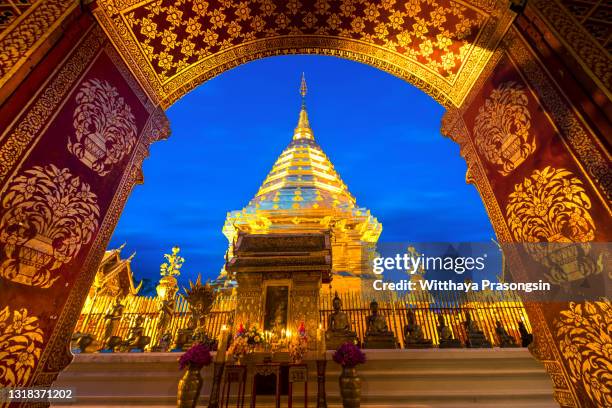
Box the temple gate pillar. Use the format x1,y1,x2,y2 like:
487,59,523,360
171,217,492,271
0,8,169,401
440,6,610,406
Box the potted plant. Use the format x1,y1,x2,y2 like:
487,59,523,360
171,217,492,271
177,343,212,408
332,342,366,408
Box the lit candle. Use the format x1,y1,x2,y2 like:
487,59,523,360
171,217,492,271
215,325,229,363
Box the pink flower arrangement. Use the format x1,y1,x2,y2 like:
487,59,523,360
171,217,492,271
332,342,366,368
179,343,212,370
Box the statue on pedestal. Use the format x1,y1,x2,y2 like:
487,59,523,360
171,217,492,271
518,321,533,347
155,295,175,343
173,275,216,351
152,247,183,351
495,321,518,348
403,309,432,348
364,300,397,349
101,298,124,351
437,314,462,348
122,315,150,351
325,292,358,350
463,312,491,348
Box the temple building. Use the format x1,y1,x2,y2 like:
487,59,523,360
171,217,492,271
90,245,142,298
220,76,381,294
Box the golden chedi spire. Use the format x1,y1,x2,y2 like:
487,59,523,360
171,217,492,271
294,73,313,140
220,74,382,290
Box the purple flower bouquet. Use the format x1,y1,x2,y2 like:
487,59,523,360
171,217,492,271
332,342,366,368
179,343,212,370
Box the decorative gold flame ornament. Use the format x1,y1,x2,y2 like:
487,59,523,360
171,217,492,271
0,306,44,387
474,81,535,175
0,164,100,288
68,79,138,176
555,301,611,407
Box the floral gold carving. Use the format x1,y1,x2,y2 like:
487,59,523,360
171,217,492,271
506,166,597,284
474,81,535,175
94,0,516,107
506,166,594,243
0,25,106,185
503,30,611,202
555,301,611,407
0,306,44,387
68,79,138,176
0,164,100,288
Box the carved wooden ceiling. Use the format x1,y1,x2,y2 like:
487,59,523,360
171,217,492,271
94,0,515,108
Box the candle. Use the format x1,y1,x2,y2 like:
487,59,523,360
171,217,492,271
317,324,326,357
215,325,229,363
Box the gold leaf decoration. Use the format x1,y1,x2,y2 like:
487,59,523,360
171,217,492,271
506,166,594,243
555,301,612,407
0,164,100,288
506,166,598,283
474,81,535,175
0,307,44,387
68,79,138,176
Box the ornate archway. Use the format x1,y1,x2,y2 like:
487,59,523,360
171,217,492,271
0,1,609,407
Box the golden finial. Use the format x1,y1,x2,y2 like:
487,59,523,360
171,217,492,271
300,72,307,107
294,73,313,140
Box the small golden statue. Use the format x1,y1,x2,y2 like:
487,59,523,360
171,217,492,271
403,309,432,348
495,321,518,348
101,298,124,351
122,315,150,351
364,300,397,349
463,312,491,348
325,292,358,350
437,314,462,348
152,247,182,351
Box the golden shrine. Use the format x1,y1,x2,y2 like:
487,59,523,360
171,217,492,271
220,75,381,295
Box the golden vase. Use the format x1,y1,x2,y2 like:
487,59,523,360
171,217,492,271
177,364,203,408
339,366,361,408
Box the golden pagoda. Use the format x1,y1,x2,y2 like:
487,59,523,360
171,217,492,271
220,75,381,293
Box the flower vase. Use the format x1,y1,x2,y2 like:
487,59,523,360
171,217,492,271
177,364,203,408
339,366,361,408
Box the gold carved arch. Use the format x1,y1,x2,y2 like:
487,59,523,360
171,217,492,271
94,0,516,108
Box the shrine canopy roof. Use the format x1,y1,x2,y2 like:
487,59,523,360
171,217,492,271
226,232,332,283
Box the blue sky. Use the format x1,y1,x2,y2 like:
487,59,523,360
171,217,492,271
108,55,494,291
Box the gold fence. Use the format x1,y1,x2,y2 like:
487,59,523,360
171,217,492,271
319,289,531,347
74,294,236,347
75,288,530,349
